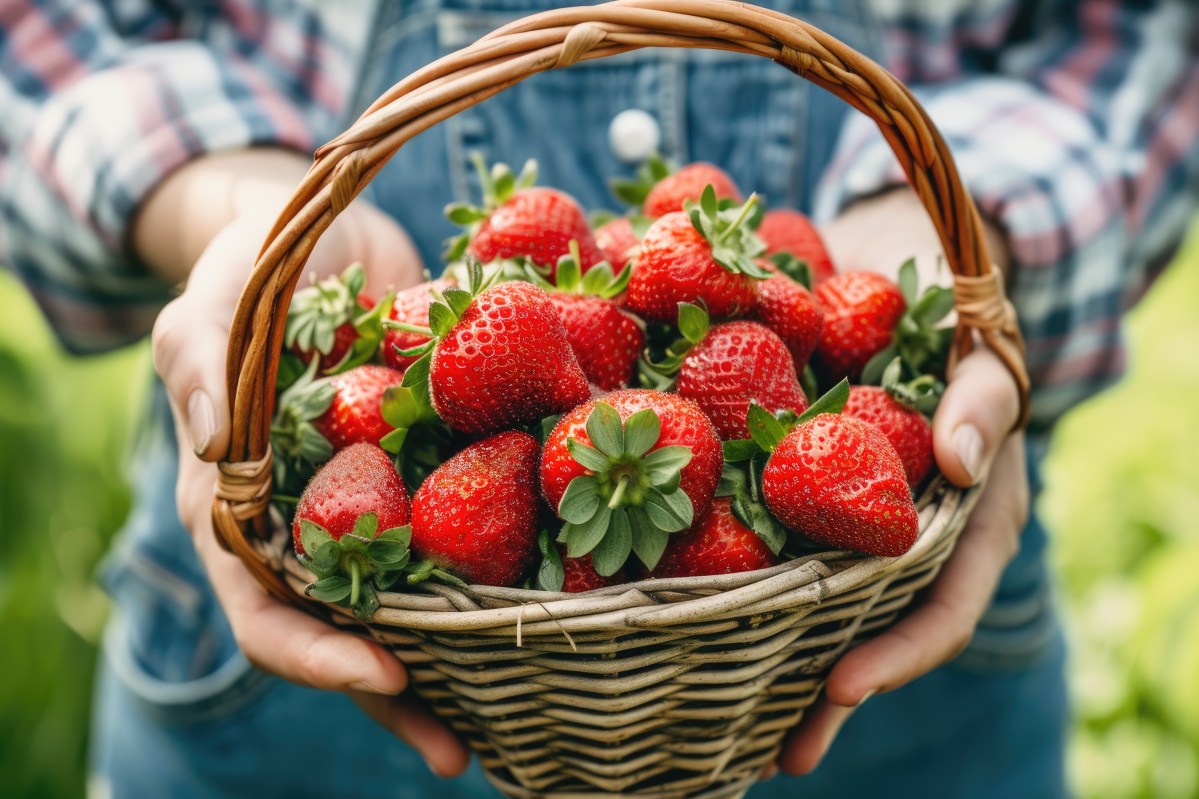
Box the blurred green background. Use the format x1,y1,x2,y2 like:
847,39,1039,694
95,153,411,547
1,221,1198,798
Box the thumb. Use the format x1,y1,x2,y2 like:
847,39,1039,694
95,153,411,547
932,344,1022,487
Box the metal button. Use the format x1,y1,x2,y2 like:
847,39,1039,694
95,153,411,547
608,109,661,164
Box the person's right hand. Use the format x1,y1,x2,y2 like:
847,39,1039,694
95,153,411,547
145,151,470,778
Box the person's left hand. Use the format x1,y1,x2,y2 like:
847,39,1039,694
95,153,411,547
771,188,1028,777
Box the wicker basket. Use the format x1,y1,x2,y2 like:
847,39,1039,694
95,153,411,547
213,2,1029,797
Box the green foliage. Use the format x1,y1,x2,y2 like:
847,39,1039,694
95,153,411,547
0,271,147,797
1043,220,1199,799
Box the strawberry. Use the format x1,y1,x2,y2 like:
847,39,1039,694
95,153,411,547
757,209,837,284
676,319,808,440
284,263,386,374
761,412,919,557
813,271,906,382
423,279,591,435
313,364,405,451
541,245,644,391
651,498,779,578
410,431,541,587
625,188,769,323
642,162,742,218
843,358,940,487
446,158,602,280
541,389,722,575
292,443,413,618
593,216,641,270
753,258,824,372
381,278,455,371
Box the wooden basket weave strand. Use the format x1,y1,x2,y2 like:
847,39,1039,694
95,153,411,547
213,2,1029,797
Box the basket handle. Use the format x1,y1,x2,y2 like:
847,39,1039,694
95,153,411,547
214,0,1029,597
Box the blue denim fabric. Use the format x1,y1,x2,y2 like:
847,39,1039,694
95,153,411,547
91,1,1069,795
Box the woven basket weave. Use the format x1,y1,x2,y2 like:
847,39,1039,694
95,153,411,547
213,2,1029,797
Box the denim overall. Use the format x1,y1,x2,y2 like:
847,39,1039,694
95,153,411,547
91,1,1070,796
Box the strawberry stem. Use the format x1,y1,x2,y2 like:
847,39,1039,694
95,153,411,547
350,559,361,608
385,321,435,337
715,193,760,245
608,475,631,510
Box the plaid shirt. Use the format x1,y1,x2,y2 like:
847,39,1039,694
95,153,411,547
2,1,1197,430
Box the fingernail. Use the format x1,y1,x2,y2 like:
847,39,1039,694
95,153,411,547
952,424,983,483
856,689,876,707
187,390,216,456
348,680,392,695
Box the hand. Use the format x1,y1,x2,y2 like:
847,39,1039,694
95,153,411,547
772,188,1027,777
146,151,470,777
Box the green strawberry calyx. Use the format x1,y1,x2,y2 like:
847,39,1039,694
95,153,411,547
685,185,771,280
860,258,956,385
299,513,413,620
525,239,631,298
770,252,813,290
270,357,335,490
536,529,566,592
284,263,393,375
443,154,538,261
610,153,673,209
641,302,710,386
879,355,944,416
557,403,695,576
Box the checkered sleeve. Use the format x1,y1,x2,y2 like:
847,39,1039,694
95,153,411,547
815,0,1199,430
0,2,346,353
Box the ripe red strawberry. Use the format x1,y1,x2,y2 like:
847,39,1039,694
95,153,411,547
562,548,625,592
814,271,906,381
651,498,779,578
844,385,934,487
762,413,918,557
642,162,742,218
625,190,769,323
757,209,837,284
549,293,645,390
382,278,454,371
285,263,378,373
410,431,541,586
754,261,823,372
676,320,808,440
446,159,602,280
428,280,591,435
541,389,723,574
594,216,640,270
291,443,413,618
313,364,404,450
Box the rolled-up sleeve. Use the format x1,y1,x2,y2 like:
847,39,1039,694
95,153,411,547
816,0,1199,430
0,2,345,353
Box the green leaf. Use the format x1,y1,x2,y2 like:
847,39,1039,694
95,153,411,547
567,438,611,473
442,288,474,318
555,248,582,291
677,302,710,345
591,509,632,576
367,537,409,565
861,343,900,386
611,179,651,207
401,353,431,389
445,203,485,226
427,302,456,338
538,414,562,444
701,184,718,219
898,258,919,307
630,516,669,571
299,520,335,557
536,529,565,591
622,408,661,457
717,461,749,497
276,352,306,392
643,488,693,532
353,512,379,541
913,285,956,325
771,252,812,290
746,403,787,453
377,525,412,545
794,379,851,426
306,576,352,603
558,477,603,523
378,427,409,454
585,402,625,457
722,439,759,462
308,540,342,577
642,445,693,485
352,584,381,620
561,504,612,558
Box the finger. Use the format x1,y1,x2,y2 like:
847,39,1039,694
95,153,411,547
933,344,1021,487
189,503,409,695
352,692,472,778
776,699,858,776
821,437,1027,706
